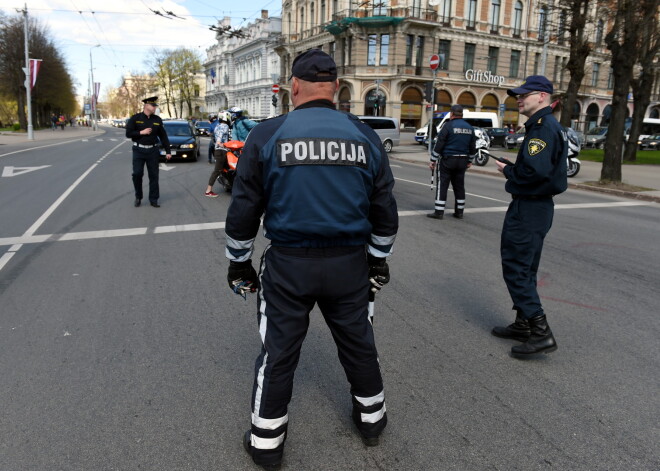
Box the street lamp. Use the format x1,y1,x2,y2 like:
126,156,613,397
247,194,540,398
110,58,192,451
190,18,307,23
89,44,100,131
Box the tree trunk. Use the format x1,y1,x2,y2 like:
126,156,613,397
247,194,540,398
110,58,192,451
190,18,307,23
601,0,637,182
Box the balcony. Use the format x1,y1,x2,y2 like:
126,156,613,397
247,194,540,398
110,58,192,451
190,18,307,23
326,7,434,34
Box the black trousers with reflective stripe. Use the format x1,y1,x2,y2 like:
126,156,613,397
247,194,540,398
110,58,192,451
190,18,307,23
437,156,469,206
250,245,385,460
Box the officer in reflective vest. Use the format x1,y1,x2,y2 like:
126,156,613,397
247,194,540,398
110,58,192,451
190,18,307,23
491,76,568,358
224,49,398,469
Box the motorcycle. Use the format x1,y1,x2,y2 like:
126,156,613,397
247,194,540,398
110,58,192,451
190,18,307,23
566,127,581,178
473,127,491,166
217,140,244,192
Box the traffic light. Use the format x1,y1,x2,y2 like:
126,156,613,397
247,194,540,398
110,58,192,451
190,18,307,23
425,82,433,102
272,95,278,107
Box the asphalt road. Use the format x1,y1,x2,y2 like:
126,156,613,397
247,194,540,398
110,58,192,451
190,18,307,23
1,126,659,470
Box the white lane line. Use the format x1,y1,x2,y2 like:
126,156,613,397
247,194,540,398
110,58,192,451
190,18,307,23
0,139,83,159
0,141,126,274
395,176,510,203
0,202,655,249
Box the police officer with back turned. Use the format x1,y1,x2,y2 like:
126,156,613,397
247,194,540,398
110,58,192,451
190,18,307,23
427,104,477,220
492,76,567,358
125,97,171,207
224,49,398,470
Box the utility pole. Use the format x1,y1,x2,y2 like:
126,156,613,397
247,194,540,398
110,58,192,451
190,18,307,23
90,45,100,131
21,4,34,140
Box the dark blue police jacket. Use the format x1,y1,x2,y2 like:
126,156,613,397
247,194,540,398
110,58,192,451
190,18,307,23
225,100,398,262
504,106,568,196
432,118,477,160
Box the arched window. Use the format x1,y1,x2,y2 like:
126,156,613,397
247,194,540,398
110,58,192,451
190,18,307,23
436,90,452,111
338,87,351,113
490,0,501,32
513,1,523,36
481,93,499,112
457,91,476,109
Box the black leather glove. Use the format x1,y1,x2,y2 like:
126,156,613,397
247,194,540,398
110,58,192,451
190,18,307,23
227,260,259,297
367,253,390,293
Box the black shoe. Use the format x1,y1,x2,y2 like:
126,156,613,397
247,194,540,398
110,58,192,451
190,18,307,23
426,211,444,220
243,431,282,470
453,212,464,219
134,199,141,207
492,313,531,342
150,202,160,208
511,314,557,358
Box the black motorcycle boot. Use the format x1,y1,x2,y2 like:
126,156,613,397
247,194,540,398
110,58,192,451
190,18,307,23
453,208,464,219
491,313,531,342
427,210,444,220
243,431,282,470
511,314,557,357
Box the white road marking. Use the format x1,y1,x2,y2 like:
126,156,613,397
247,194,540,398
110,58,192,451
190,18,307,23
160,163,175,171
2,165,51,177
395,177,510,202
0,139,83,159
0,141,126,273
0,202,655,250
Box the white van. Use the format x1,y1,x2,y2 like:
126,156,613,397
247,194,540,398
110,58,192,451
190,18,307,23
415,111,500,145
358,116,400,152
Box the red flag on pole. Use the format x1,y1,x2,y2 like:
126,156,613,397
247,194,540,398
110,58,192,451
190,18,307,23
29,59,42,89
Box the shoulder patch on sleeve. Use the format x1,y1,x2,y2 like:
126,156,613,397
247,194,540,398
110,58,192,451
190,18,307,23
528,138,547,156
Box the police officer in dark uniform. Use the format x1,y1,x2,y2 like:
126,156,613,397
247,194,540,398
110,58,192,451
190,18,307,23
125,97,171,207
224,49,398,469
427,104,477,220
492,76,567,358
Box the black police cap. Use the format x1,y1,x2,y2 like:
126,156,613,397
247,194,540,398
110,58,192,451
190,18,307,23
289,49,337,82
142,96,159,106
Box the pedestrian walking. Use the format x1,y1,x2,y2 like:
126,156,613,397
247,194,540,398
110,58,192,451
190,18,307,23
207,114,218,163
205,111,231,197
491,75,568,358
125,97,171,208
427,104,477,220
225,49,398,470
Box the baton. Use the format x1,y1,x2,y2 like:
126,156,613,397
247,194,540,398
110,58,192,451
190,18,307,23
430,167,434,190
368,290,375,325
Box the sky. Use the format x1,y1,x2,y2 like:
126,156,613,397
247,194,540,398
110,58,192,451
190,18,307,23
0,0,283,99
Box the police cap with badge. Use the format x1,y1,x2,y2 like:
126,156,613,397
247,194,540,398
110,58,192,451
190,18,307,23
507,75,553,97
142,96,159,106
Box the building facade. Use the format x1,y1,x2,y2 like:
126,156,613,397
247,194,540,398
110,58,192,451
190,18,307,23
204,11,282,119
274,0,659,131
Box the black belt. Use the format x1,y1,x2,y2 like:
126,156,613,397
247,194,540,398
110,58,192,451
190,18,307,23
133,143,156,148
512,195,553,200
444,154,468,158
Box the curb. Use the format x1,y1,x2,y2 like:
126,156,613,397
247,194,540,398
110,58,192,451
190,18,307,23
391,156,660,204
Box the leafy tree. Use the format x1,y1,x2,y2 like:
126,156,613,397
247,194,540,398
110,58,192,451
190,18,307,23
0,12,76,129
147,47,202,118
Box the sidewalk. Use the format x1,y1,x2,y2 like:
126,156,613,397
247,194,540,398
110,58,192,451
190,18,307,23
0,126,105,146
393,134,660,203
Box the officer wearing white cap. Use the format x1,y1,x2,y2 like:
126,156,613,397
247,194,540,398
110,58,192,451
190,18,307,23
491,75,567,358
225,49,398,469
125,97,171,207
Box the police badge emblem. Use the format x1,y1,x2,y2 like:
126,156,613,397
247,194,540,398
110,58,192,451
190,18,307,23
528,138,547,156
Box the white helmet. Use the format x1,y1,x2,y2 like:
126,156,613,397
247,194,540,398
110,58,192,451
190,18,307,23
218,111,231,123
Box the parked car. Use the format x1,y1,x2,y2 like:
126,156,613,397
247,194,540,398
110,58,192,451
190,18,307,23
485,127,510,147
584,126,608,148
194,120,213,136
357,116,400,152
158,119,200,162
638,133,660,151
505,128,525,149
